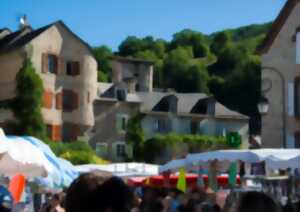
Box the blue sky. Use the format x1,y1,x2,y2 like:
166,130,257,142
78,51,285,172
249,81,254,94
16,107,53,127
0,0,286,50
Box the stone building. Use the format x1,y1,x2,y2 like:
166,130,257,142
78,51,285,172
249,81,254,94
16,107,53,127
93,57,249,161
258,0,300,148
0,21,97,141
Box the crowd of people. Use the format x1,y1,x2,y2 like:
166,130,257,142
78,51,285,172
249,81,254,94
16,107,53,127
2,172,299,212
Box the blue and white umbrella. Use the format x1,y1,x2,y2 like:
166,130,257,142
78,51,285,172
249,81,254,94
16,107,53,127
6,136,79,189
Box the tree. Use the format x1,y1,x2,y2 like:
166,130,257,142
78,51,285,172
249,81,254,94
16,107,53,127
93,45,113,82
163,46,209,93
208,45,247,77
210,31,231,56
170,29,209,58
126,114,144,161
118,36,145,56
11,58,46,138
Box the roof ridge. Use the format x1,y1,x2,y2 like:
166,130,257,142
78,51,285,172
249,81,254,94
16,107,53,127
257,0,299,54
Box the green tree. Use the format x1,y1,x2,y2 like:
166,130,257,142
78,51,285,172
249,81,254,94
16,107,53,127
11,59,46,138
126,114,144,161
208,46,247,77
210,31,231,56
170,29,209,58
93,45,113,82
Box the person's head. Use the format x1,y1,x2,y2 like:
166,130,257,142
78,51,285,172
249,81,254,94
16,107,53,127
51,194,60,207
235,192,281,212
92,176,133,212
65,172,111,212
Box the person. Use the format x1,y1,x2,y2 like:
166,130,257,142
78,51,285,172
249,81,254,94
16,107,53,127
235,191,281,212
65,173,133,212
50,193,65,212
65,173,110,212
92,176,133,212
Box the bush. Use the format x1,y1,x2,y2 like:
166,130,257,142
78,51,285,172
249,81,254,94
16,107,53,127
143,133,236,163
44,139,109,165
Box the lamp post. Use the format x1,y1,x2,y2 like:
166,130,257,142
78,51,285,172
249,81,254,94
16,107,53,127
259,66,286,148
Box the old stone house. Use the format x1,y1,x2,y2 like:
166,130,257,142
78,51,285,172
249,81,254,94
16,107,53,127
94,57,249,161
258,0,300,148
0,21,97,141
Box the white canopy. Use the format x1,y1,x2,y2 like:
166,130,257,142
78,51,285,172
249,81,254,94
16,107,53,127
0,134,51,177
159,149,300,173
76,162,159,177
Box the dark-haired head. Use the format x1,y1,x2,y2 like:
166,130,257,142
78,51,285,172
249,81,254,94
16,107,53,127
235,192,281,212
92,176,133,212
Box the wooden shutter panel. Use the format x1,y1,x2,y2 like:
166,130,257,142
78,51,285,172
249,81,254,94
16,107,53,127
53,125,62,142
56,92,63,110
42,53,48,73
42,91,53,109
57,57,64,75
74,62,80,75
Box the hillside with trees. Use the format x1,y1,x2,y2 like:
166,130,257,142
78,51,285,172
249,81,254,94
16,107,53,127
93,22,272,134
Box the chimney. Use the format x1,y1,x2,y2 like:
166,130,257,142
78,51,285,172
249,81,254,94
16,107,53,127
19,15,30,30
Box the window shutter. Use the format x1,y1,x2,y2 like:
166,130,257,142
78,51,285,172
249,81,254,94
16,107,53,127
57,57,64,75
111,143,117,161
125,144,133,159
297,32,300,64
71,124,79,141
74,62,80,75
288,83,294,116
42,53,48,73
72,91,79,110
295,78,300,117
56,92,63,110
116,115,122,131
42,91,53,109
53,125,62,142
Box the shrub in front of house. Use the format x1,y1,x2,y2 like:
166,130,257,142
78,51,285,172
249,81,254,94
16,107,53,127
143,133,236,164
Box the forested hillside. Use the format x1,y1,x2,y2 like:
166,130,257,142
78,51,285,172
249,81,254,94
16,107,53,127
93,22,272,133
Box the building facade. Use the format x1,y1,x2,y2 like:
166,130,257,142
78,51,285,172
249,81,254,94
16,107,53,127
258,0,300,148
93,58,249,161
0,21,97,141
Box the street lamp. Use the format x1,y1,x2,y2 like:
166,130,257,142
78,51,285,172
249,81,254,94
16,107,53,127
260,66,286,148
257,96,269,115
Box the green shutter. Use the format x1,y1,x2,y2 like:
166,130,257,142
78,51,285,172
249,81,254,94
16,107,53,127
111,143,118,161
125,144,133,159
116,115,122,132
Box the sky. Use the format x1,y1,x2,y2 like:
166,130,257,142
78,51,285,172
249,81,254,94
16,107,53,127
0,0,286,51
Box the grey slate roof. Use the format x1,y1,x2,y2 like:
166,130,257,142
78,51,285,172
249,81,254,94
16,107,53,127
0,21,93,54
0,25,52,52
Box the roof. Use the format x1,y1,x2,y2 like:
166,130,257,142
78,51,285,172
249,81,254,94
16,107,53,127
111,56,154,65
98,82,113,94
0,28,11,34
257,0,298,54
214,103,248,119
0,20,94,54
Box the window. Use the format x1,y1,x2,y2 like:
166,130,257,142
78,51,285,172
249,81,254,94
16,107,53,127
48,54,58,74
96,143,107,157
62,124,72,142
116,143,126,157
154,119,171,132
116,114,128,132
62,90,78,112
66,61,80,76
295,78,300,116
295,132,300,148
190,121,199,134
